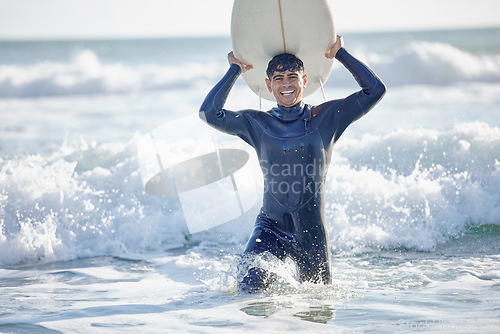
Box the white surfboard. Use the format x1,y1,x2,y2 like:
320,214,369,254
231,0,336,101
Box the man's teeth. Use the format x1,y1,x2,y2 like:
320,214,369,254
281,90,294,95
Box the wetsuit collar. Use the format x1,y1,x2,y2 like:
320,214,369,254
270,102,305,122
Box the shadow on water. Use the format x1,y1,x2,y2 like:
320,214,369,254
293,305,336,324
240,301,336,324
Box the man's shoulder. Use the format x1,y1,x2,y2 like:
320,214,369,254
310,99,343,115
236,109,280,134
230,109,273,129
239,109,273,120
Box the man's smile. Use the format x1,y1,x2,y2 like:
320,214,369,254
281,89,295,96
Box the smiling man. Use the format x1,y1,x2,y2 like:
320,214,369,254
199,36,386,292
265,53,307,108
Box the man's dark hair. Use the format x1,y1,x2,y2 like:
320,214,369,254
266,53,305,79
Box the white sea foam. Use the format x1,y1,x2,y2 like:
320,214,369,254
1,122,498,266
327,121,500,252
1,40,500,98
384,41,500,85
0,49,224,98
327,41,500,88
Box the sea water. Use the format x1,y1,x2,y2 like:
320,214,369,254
0,28,499,333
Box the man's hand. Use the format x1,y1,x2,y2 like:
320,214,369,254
325,35,344,59
228,51,253,73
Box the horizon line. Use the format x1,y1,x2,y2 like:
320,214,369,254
0,25,498,42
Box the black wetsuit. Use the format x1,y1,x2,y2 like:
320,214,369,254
199,48,385,290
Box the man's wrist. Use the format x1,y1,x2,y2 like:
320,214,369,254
335,47,347,59
229,63,242,74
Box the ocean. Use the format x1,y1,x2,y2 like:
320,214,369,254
1,28,499,333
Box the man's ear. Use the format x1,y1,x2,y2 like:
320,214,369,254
302,74,308,88
265,78,272,92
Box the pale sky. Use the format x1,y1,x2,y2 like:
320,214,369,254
0,0,499,39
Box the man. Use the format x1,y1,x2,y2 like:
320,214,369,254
199,35,385,291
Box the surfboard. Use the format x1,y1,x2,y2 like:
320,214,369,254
231,0,336,101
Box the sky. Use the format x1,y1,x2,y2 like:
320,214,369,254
0,0,499,39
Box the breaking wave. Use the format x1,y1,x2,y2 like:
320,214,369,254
1,122,499,266
1,40,500,98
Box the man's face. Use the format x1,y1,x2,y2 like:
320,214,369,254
266,70,307,108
